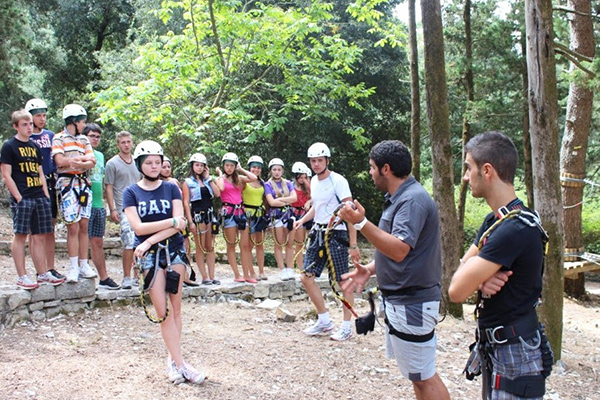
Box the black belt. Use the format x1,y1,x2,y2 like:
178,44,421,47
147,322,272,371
479,311,539,345
243,203,262,209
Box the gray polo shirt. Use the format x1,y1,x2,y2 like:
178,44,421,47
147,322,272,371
375,176,442,304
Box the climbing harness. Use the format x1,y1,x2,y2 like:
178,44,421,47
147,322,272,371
193,208,215,254
135,241,178,324
57,173,90,224
323,203,358,318
244,204,268,246
221,202,245,245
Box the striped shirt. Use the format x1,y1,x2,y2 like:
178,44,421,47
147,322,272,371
51,129,94,175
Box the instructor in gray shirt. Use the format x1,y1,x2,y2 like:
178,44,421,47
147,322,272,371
338,140,449,400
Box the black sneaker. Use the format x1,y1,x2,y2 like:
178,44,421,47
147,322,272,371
99,277,121,290
48,269,66,280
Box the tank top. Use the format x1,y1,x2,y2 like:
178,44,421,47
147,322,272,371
221,178,243,205
243,183,265,207
291,188,309,208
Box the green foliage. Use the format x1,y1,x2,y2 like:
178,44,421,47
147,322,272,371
92,1,405,151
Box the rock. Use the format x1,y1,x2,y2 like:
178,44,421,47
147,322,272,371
28,301,44,312
31,284,56,302
56,279,95,300
253,282,270,298
256,299,282,310
8,289,31,311
276,307,296,322
232,299,253,308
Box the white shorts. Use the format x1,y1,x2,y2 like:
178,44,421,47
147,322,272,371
383,299,440,382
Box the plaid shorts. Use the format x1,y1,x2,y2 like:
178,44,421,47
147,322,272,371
88,207,106,238
303,229,349,282
10,197,53,235
481,333,545,400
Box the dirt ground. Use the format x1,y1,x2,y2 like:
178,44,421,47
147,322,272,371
0,207,599,399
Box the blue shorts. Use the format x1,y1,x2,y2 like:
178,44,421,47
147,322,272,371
88,207,106,238
383,300,440,382
10,197,53,235
303,229,349,282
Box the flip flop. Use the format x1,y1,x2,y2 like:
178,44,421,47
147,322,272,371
201,280,213,285
245,278,258,284
234,278,245,283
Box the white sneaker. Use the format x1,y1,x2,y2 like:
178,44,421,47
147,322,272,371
66,266,80,283
37,272,66,286
166,360,185,385
121,276,133,289
79,264,98,279
16,275,40,290
286,268,296,280
179,362,206,385
303,320,335,336
279,268,289,281
330,327,353,341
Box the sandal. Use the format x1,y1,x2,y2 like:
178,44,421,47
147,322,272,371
259,274,268,281
234,278,245,283
212,279,221,285
201,280,213,285
184,280,200,287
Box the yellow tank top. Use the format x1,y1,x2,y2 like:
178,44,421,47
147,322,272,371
242,183,265,207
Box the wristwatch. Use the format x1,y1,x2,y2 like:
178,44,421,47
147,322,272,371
353,218,368,231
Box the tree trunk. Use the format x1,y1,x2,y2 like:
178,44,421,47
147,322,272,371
420,0,462,318
525,0,564,360
522,34,535,209
409,0,421,182
560,0,594,299
457,0,473,236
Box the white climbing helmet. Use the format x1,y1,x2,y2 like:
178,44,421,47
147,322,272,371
222,152,239,164
133,140,164,161
189,153,207,164
292,161,309,174
62,104,87,123
247,155,264,167
268,158,285,170
307,142,331,158
25,99,48,115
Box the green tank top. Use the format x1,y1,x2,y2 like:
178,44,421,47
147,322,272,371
242,183,265,207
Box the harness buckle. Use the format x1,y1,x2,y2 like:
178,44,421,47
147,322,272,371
485,326,508,344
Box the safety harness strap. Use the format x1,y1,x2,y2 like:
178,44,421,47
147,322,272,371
492,373,545,398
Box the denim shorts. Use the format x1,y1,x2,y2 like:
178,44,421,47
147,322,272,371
383,300,440,382
138,246,187,271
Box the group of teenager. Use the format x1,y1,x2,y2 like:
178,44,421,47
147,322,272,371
2,99,553,398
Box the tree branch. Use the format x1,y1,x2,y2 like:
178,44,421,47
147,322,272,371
189,0,201,56
555,48,595,78
553,5,600,20
554,41,593,63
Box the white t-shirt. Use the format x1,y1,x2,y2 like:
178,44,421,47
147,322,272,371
310,170,351,228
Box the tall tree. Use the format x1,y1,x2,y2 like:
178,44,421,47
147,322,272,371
456,0,473,236
525,0,564,358
420,0,462,317
408,0,421,181
559,0,595,298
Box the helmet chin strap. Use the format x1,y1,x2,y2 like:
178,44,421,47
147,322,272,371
143,173,160,182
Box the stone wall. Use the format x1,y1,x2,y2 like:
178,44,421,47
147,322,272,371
0,275,378,328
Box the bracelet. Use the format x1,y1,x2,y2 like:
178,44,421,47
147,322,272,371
349,245,359,250
172,217,177,228
353,217,368,231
